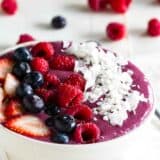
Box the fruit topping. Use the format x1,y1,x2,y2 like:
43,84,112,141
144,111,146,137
44,104,61,116
51,132,69,144
51,16,67,29
0,88,6,123
16,34,35,44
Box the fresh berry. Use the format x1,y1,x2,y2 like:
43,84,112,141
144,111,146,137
51,132,69,144
147,18,160,37
12,62,31,78
1,0,18,15
22,94,45,113
35,88,55,102
4,73,19,97
5,99,23,118
24,71,44,89
106,22,126,41
88,0,108,11
45,117,55,127
57,84,83,108
64,74,86,91
31,57,49,74
74,123,100,144
44,72,60,88
13,47,32,62
0,58,14,80
16,83,33,98
66,104,93,121
5,115,50,138
45,104,61,116
50,54,75,71
110,0,132,13
0,88,6,123
16,34,35,44
31,42,54,60
53,115,76,133
51,16,67,29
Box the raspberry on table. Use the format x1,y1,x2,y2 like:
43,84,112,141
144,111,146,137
57,84,83,108
64,73,86,91
74,123,101,144
16,34,35,44
106,22,126,41
110,0,132,13
31,42,55,60
50,54,75,71
31,57,49,75
1,0,18,15
147,18,160,37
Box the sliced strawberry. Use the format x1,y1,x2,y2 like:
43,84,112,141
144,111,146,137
0,58,14,81
5,99,23,118
0,88,6,123
5,115,51,138
4,73,20,97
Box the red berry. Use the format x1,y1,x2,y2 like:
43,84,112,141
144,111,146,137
31,42,54,60
88,0,108,11
110,0,132,13
147,18,160,37
31,57,49,75
44,72,60,88
64,73,86,91
106,22,126,41
16,34,35,44
74,123,100,144
50,54,75,71
57,84,83,108
1,0,18,15
66,104,93,121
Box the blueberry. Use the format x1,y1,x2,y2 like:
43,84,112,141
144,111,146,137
45,104,61,116
51,133,69,144
22,94,45,113
16,83,33,98
45,117,55,127
51,16,67,29
24,71,44,89
12,62,31,78
13,47,32,62
53,115,76,133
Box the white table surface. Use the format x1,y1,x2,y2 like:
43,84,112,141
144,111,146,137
0,0,160,159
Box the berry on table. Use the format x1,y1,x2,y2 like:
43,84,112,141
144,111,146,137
1,0,18,15
51,16,67,29
16,34,35,44
51,132,69,144
147,18,160,37
106,22,126,41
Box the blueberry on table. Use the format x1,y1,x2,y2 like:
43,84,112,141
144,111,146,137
22,94,45,113
51,16,67,29
13,47,32,62
24,71,44,89
45,104,61,116
51,132,69,144
53,115,76,133
12,62,31,78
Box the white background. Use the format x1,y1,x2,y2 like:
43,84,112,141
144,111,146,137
0,0,160,159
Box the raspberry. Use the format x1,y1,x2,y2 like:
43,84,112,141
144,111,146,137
1,0,18,15
66,104,93,121
74,123,100,144
106,22,126,41
16,34,35,44
50,54,75,71
31,42,54,60
147,18,160,37
35,88,55,102
64,73,86,91
110,0,132,13
31,57,49,75
44,72,60,88
57,84,83,108
88,0,108,11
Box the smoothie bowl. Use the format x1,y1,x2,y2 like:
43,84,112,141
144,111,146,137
0,41,154,160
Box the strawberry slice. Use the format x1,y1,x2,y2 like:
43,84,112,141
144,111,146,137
0,87,6,123
4,73,20,96
5,115,51,138
0,58,14,81
5,99,23,118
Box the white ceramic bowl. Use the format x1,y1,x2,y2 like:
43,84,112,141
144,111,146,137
0,42,155,160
